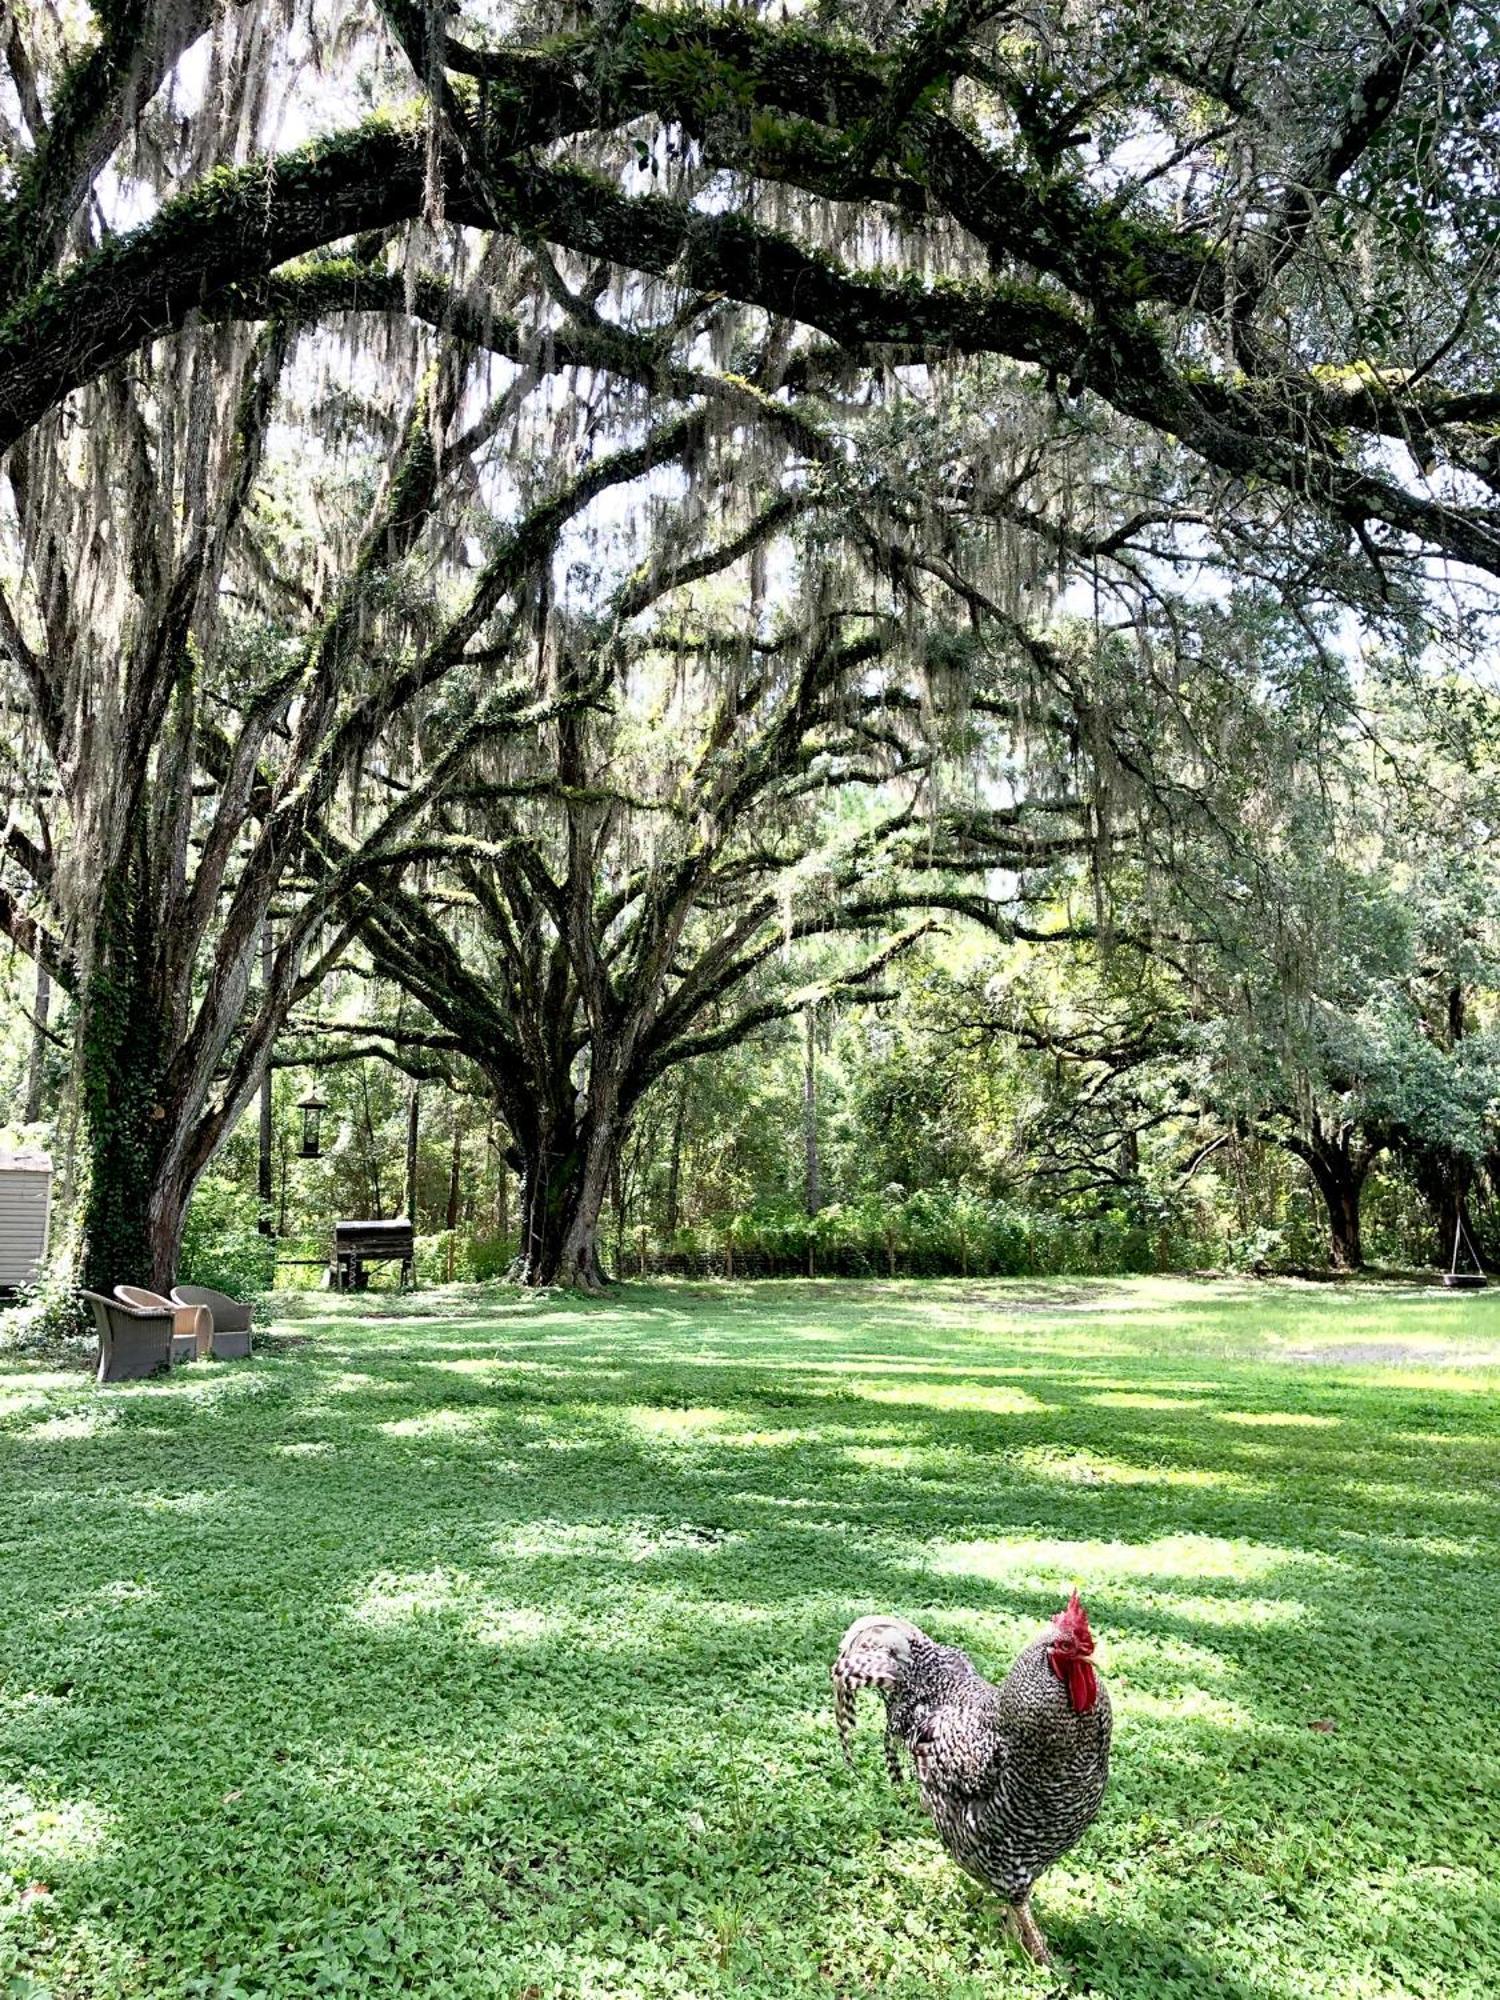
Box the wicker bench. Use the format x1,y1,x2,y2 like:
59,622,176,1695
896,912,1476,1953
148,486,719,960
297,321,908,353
116,1285,210,1363
83,1291,173,1384
171,1285,254,1359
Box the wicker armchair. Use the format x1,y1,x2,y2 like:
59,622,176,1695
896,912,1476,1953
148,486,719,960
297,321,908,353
115,1285,210,1362
171,1285,253,1359
83,1291,173,1385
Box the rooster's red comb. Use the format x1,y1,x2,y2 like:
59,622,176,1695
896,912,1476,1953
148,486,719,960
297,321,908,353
1050,1589,1094,1655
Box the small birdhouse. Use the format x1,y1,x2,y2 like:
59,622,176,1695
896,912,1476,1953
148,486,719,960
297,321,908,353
296,1089,329,1159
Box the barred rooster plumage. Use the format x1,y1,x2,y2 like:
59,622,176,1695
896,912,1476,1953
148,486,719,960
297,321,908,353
832,1593,1111,1965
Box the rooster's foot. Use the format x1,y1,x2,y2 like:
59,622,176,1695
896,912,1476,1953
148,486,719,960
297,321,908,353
1007,1897,1051,1967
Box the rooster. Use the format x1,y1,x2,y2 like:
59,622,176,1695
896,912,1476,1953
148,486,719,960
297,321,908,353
832,1592,1111,1966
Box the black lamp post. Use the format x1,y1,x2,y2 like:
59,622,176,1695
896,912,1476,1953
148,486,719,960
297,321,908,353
297,1089,329,1159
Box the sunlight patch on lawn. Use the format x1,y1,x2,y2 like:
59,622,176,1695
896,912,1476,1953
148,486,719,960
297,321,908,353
1112,1584,1311,1629
0,1785,112,1871
493,1519,649,1560
1116,1685,1259,1728
380,1408,488,1440
1083,1377,1231,1394
1390,1429,1499,1449
431,1353,627,1384
122,1488,224,1515
488,1517,735,1563
846,1379,1049,1415
1395,1531,1494,1558
1086,1390,1208,1410
96,1579,159,1605
1214,1409,1340,1428
0,1387,69,1423
470,1604,563,1644
934,1533,1337,1590
24,1408,111,1442
622,1405,733,1435
348,1565,471,1626
349,1568,574,1645
1375,1366,1500,1394
323,1371,406,1396
715,1426,824,1449
1015,1445,1254,1491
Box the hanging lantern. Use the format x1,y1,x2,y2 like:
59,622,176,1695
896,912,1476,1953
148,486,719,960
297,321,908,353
296,1088,329,1159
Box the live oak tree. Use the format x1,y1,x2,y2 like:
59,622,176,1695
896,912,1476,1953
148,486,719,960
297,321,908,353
0,317,599,1289
0,181,798,1288
337,597,1093,1289
285,300,1224,1289
945,651,1500,1270
4,2,1499,1287
3,2,1497,596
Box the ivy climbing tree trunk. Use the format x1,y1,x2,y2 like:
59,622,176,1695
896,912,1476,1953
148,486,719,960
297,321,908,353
258,923,275,1235
75,863,180,1293
803,1003,820,1218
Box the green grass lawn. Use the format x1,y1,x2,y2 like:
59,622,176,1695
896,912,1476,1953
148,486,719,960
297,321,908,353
2,1277,1498,2000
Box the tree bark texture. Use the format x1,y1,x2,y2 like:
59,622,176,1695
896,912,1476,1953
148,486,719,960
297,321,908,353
257,924,275,1234
1295,1135,1373,1272
76,868,183,1293
803,1003,820,1217
405,1084,421,1226
516,1153,608,1287
22,959,50,1125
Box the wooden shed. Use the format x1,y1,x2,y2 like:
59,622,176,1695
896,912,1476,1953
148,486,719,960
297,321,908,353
0,1152,52,1292
330,1218,414,1292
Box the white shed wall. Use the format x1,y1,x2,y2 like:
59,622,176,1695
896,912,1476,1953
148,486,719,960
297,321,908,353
0,1168,51,1287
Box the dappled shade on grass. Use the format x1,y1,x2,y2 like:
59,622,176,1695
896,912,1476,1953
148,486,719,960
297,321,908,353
1,1277,1498,1998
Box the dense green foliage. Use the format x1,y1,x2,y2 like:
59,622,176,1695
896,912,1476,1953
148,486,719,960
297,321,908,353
177,1180,279,1304
2,1280,1497,1998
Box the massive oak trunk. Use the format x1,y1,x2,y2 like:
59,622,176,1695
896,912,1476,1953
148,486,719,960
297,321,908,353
75,873,189,1294
1321,1170,1365,1273
22,960,51,1125
72,825,280,1295
507,1080,626,1290
514,1141,612,1288
1290,1129,1377,1273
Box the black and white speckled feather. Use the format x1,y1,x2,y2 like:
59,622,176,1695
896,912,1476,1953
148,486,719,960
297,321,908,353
832,1609,1112,1906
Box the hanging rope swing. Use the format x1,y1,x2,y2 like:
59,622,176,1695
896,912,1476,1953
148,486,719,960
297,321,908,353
1443,1212,1488,1290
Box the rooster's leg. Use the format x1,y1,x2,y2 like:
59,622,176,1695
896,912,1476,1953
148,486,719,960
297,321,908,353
1007,1897,1050,1967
